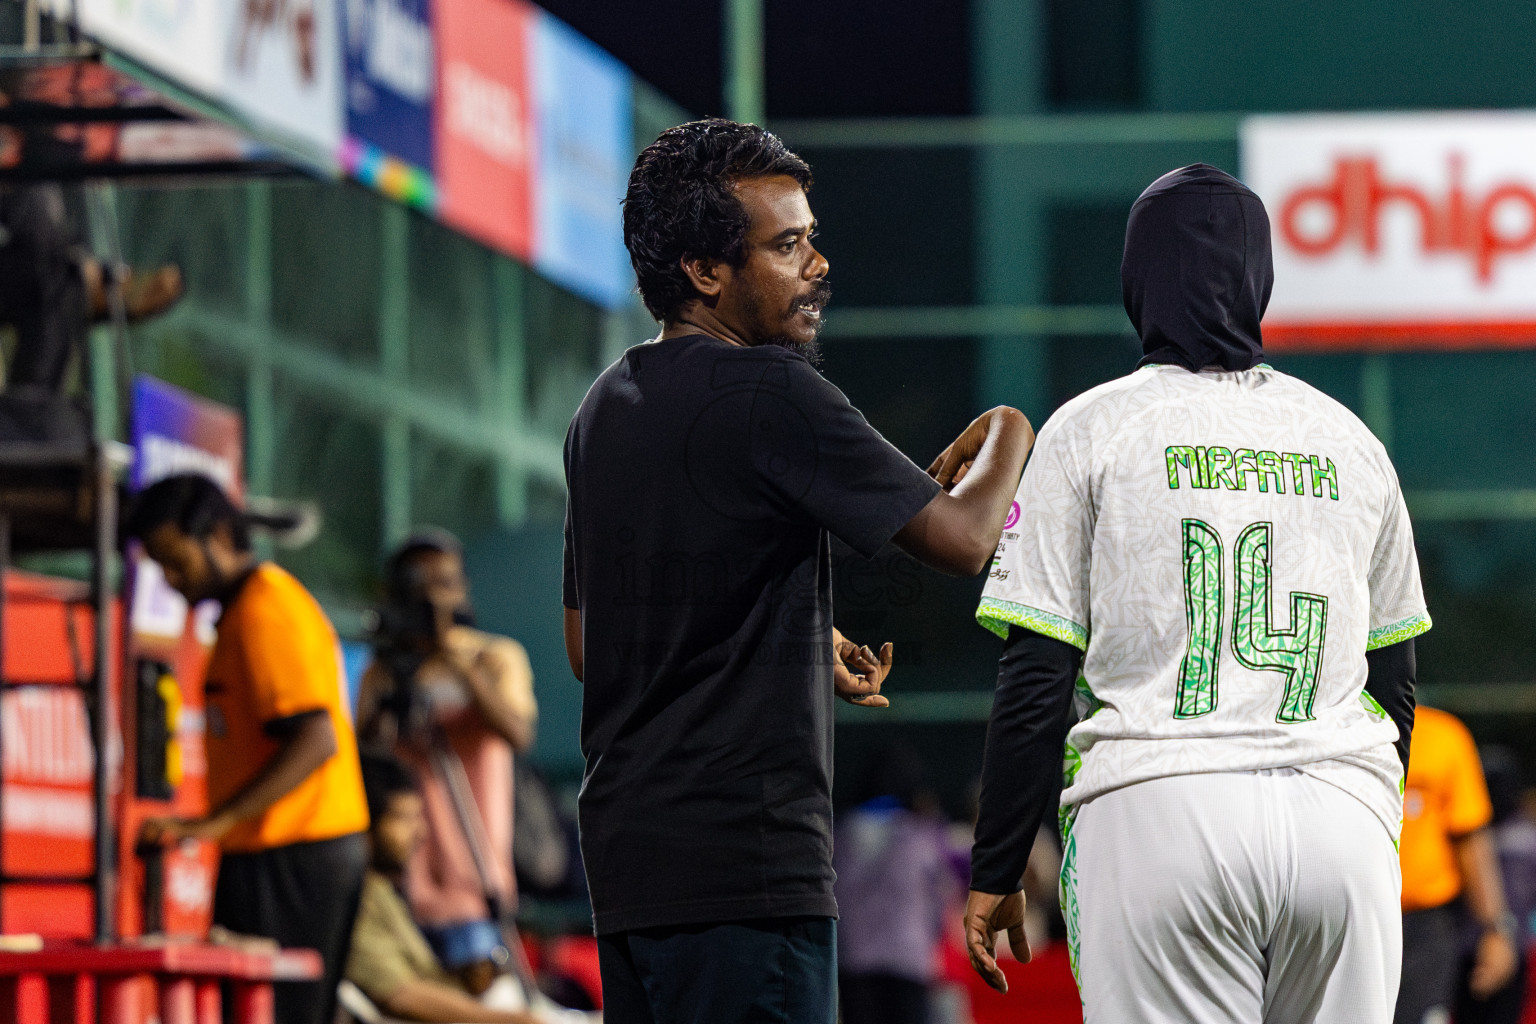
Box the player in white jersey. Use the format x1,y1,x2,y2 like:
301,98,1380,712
963,165,1429,1023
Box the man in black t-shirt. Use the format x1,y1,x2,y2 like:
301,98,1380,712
562,118,1034,1024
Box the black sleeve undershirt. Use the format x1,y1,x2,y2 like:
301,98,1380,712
1364,637,1417,774
969,626,1082,895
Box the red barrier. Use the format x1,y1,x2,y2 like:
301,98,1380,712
0,941,320,1024
967,945,1082,1024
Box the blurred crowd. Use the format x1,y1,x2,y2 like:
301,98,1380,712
831,744,1069,1024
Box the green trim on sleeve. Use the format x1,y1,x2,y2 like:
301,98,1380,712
976,596,1089,651
1359,691,1389,721
1366,611,1432,651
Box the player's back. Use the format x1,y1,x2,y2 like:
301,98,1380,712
980,362,1429,835
972,164,1426,1022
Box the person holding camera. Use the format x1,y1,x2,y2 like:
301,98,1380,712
357,529,538,993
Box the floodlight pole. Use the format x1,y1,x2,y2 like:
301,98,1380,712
723,0,764,124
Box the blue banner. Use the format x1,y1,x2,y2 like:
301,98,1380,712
531,11,634,309
341,0,435,174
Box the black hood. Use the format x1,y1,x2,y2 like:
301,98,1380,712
1122,163,1273,372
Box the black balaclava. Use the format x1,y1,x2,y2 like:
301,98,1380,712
1123,163,1273,372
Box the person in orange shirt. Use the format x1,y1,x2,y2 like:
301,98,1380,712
127,473,369,1024
1396,705,1520,1024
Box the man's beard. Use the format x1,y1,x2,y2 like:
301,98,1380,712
748,280,831,366
769,334,823,366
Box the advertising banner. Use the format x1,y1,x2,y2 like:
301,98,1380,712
1243,113,1536,349
76,0,226,97
434,0,536,260
340,0,436,207
123,375,244,938
221,0,345,156
530,11,633,308
79,0,343,160
0,573,122,937
73,0,638,309
1,577,101,883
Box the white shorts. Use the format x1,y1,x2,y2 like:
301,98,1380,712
1063,769,1401,1024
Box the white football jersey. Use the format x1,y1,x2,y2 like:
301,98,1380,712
978,363,1430,838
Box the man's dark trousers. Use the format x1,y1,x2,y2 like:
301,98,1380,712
597,916,836,1024
1396,904,1458,1024
213,832,366,1024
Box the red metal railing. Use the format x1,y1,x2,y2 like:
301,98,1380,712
0,941,321,1024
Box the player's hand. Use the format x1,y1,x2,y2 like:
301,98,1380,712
928,407,1029,490
140,814,232,845
965,888,1031,993
834,639,892,707
1469,927,1520,998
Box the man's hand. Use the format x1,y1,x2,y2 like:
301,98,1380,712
434,645,496,695
431,643,537,751
895,406,1031,577
834,634,892,708
140,813,233,845
965,889,1031,993
929,407,1034,491
1454,829,1520,999
1469,927,1520,998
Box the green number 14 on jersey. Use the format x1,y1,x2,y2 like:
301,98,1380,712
1176,519,1329,723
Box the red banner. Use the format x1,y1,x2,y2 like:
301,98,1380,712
434,0,537,260
0,572,121,936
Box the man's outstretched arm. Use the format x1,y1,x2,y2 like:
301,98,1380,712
894,407,1033,576
966,625,1081,993
142,709,337,844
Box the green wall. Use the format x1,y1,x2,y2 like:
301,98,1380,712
1147,1,1536,112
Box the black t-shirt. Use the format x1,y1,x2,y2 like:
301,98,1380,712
562,334,940,934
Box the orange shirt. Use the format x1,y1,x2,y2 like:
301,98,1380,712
1399,705,1493,912
205,564,368,853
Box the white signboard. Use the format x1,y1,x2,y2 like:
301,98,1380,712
219,0,344,157
78,0,342,160
1242,112,1536,348
77,0,225,97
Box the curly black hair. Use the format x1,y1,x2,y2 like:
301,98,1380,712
121,473,251,551
623,118,813,322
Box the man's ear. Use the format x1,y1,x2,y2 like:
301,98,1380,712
680,256,725,300
208,518,239,559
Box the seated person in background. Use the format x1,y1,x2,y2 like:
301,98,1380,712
347,753,539,1024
